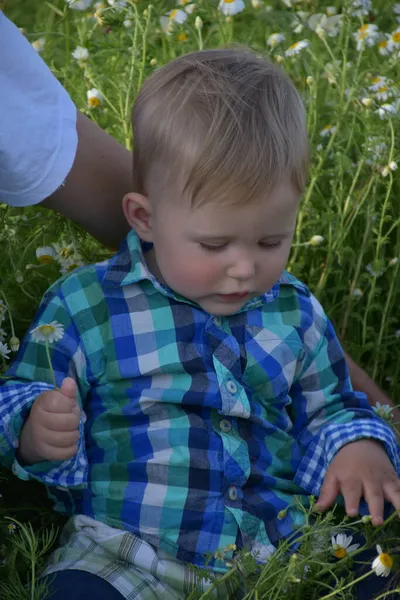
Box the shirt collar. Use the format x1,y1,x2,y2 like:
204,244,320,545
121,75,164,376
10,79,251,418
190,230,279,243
102,230,287,312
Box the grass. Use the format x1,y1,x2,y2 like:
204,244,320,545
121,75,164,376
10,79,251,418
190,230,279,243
0,0,399,597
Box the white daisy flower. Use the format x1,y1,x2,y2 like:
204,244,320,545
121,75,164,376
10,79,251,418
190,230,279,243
178,0,196,13
267,33,285,48
31,38,46,53
352,288,363,297
53,242,76,260
320,124,336,137
390,28,400,47
350,0,372,17
381,161,397,177
285,39,309,57
331,534,360,559
376,102,398,119
123,19,133,27
7,523,17,534
0,341,10,360
72,46,89,61
66,0,93,9
375,86,391,102
218,0,245,16
361,97,373,107
59,256,84,274
36,247,56,265
309,235,324,246
377,38,395,56
160,9,188,33
389,257,398,266
369,76,388,92
308,13,342,38
87,88,104,108
108,0,126,7
373,402,394,421
354,24,380,51
0,328,7,342
31,322,65,344
372,545,393,577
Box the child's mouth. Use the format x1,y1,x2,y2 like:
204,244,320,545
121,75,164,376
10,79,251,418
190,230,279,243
218,292,249,302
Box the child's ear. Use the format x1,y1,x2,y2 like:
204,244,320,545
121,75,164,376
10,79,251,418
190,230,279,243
122,193,153,242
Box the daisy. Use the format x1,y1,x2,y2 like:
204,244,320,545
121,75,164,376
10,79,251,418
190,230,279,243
308,14,342,38
390,28,400,47
350,0,372,17
160,9,188,33
373,402,394,421
389,257,398,266
31,322,65,344
66,0,93,9
320,124,336,137
284,39,309,57
377,38,395,56
36,247,56,265
218,0,245,16
369,76,388,92
31,38,46,53
353,24,380,51
178,0,196,13
375,86,391,102
87,88,104,108
267,33,285,48
59,256,84,274
72,46,89,61
376,102,397,119
381,161,397,177
7,523,16,534
107,0,126,7
0,328,6,342
331,534,360,558
0,341,10,360
372,545,393,577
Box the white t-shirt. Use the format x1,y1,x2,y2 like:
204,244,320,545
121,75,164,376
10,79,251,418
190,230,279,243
0,12,78,206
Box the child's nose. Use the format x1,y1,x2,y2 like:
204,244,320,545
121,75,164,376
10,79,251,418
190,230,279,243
227,257,256,281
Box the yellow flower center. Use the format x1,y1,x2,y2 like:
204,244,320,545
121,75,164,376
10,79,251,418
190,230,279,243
333,547,347,559
38,325,56,337
377,86,388,94
169,9,178,19
392,32,400,43
88,97,101,108
358,24,370,39
67,263,79,272
379,553,393,568
372,77,382,85
177,32,188,41
378,41,388,48
224,0,236,4
289,41,299,50
37,255,54,265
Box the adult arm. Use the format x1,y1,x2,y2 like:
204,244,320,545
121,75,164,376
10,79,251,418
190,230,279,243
43,111,131,249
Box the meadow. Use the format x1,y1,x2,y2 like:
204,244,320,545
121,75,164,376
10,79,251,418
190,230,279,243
0,0,399,597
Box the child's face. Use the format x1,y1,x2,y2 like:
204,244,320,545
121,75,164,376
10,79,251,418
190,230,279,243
143,181,300,316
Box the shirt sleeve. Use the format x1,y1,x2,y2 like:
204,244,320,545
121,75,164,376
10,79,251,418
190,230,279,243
0,282,89,488
290,293,400,496
0,12,78,206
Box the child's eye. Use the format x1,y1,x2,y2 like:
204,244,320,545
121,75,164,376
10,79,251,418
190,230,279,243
259,240,283,250
200,243,228,253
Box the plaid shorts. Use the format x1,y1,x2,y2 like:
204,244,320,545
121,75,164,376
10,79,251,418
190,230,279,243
41,515,242,600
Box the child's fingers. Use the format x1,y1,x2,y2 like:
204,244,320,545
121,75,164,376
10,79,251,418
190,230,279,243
340,479,362,517
316,474,340,511
383,478,400,516
59,377,78,400
363,481,384,526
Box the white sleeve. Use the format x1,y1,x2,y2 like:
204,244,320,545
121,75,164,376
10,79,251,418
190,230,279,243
0,12,78,206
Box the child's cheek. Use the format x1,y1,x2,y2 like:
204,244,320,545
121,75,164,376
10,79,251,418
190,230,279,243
170,252,222,289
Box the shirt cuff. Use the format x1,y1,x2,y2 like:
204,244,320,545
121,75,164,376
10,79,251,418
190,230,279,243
294,419,400,496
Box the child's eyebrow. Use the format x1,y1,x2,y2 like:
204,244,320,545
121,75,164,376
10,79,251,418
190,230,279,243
194,232,292,241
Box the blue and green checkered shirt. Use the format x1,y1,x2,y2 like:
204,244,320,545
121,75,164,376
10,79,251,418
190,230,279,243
0,230,399,568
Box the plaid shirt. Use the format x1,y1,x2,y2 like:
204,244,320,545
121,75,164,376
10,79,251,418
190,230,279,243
0,231,399,569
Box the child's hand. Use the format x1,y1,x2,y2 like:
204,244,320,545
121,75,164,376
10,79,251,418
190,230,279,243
316,439,400,526
18,378,81,465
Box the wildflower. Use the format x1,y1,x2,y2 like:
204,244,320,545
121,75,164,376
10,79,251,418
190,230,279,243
123,19,133,27
375,86,391,102
390,28,400,47
376,103,398,119
195,16,203,30
72,46,89,61
353,24,380,51
87,88,104,109
361,97,373,107
373,402,394,422
372,545,393,577
331,534,360,559
36,247,55,264
267,33,285,48
9,336,20,353
7,524,16,534
377,37,395,56
0,342,10,360
31,38,46,53
177,32,188,42
53,242,76,260
31,322,65,344
320,124,336,137
309,235,324,246
352,288,363,297
218,0,245,16
381,161,397,177
389,257,398,266
160,9,187,33
0,328,6,342
350,0,372,17
251,0,263,7
285,39,309,57
66,0,93,9
369,76,388,92
366,263,384,278
361,514,372,524
107,0,126,7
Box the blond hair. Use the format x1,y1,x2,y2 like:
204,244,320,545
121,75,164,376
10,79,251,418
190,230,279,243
132,48,308,206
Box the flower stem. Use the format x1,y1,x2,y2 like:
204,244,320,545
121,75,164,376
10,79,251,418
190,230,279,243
45,340,57,389
319,569,373,599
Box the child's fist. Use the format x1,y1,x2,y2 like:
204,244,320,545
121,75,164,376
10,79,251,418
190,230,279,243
18,377,81,465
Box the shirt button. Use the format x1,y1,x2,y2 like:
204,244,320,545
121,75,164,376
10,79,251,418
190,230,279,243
228,486,238,501
220,419,232,433
226,380,238,395
214,317,222,327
